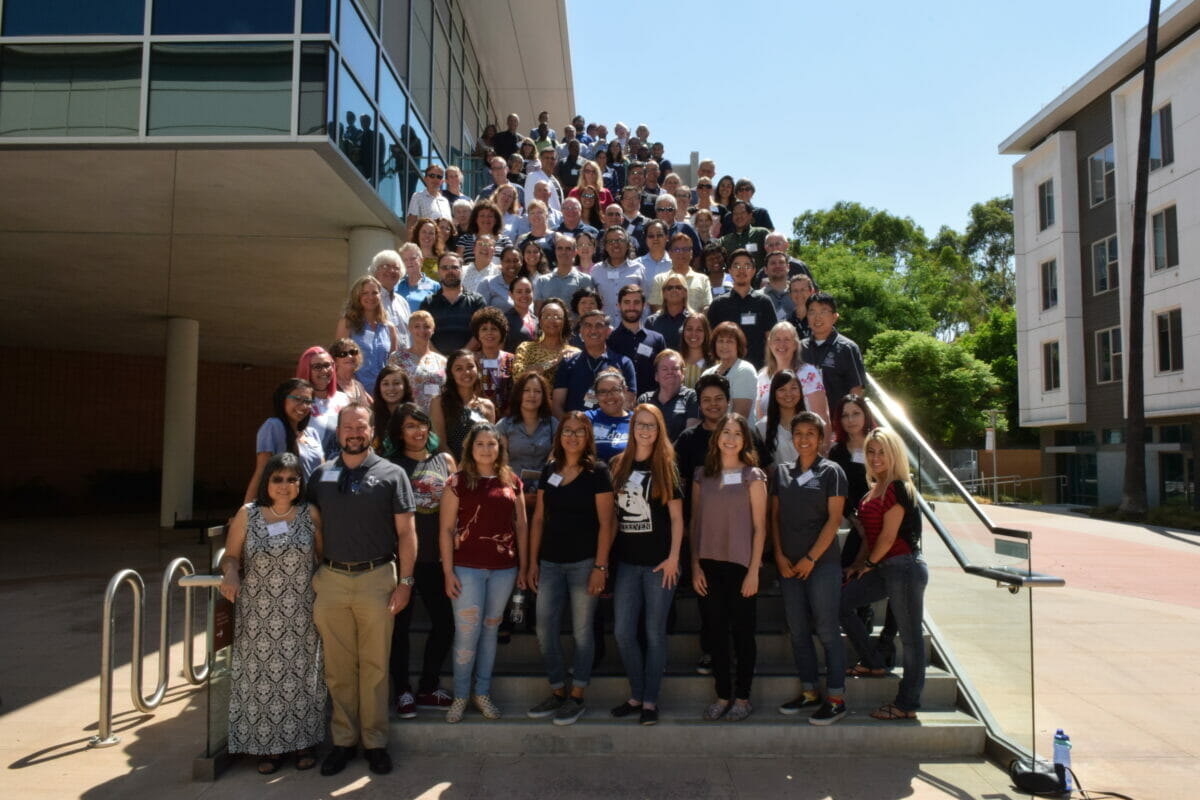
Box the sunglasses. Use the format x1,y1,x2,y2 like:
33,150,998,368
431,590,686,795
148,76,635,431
332,349,359,358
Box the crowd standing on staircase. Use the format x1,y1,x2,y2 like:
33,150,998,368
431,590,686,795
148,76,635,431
221,111,930,777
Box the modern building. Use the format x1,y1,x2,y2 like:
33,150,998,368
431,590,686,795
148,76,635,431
1000,0,1198,508
0,0,573,524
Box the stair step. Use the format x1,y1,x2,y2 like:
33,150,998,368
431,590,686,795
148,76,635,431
389,708,985,757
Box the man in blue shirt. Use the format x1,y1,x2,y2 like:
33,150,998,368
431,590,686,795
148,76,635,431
552,308,636,416
607,285,666,396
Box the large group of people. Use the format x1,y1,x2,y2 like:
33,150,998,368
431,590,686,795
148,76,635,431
221,111,929,776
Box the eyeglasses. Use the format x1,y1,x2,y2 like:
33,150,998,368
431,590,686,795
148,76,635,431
310,362,334,370
655,206,673,212
425,172,443,179
669,246,691,254
560,428,588,439
582,193,596,199
332,348,360,358
633,422,657,431
269,475,301,485
287,395,314,405
697,183,712,189
596,387,624,396
646,233,665,239
731,263,756,270
440,264,462,271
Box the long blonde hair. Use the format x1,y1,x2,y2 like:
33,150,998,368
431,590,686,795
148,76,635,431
765,321,803,376
343,275,389,333
864,428,915,500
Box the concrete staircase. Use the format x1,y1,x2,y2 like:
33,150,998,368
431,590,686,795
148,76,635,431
389,580,985,757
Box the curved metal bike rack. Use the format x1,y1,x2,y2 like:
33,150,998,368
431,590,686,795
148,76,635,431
89,557,204,748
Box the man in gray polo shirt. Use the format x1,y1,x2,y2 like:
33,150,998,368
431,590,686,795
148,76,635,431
308,403,417,777
534,233,594,311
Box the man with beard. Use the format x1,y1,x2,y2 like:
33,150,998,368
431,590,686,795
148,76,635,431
606,284,665,396
308,403,417,776
419,252,485,353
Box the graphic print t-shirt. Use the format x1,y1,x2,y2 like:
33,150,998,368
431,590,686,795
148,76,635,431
614,459,681,566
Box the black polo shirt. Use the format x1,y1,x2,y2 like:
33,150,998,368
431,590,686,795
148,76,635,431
802,329,867,405
636,386,698,442
420,289,486,354
608,325,666,396
705,288,777,368
646,307,691,350
307,452,415,563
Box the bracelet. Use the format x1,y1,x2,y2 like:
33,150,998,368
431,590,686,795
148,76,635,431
593,564,608,572
864,558,879,569
802,555,815,563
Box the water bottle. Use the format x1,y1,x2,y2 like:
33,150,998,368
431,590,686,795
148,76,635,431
510,590,526,626
1052,729,1073,791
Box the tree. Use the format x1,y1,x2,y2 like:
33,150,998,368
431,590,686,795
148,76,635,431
957,307,1036,445
864,329,998,447
793,201,928,262
963,196,1016,309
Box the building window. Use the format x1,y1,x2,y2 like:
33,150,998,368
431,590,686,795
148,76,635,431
1156,308,1183,373
1089,144,1115,206
1152,206,1179,271
0,44,142,137
2,0,145,35
1091,234,1119,293
1038,179,1055,231
152,0,295,35
1095,326,1123,384
1150,103,1174,171
1043,340,1061,391
1101,428,1125,445
1040,259,1058,310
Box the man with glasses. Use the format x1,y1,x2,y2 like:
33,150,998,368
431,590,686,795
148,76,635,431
371,250,412,349
607,285,666,397
719,199,771,271
802,292,866,406
406,166,452,233
649,231,711,314
535,233,594,310
593,226,646,325
476,156,526,206
653,195,702,260
617,186,649,255
552,308,637,416
720,178,775,235
705,248,777,368
557,197,598,240
418,252,485,354
690,159,717,206
525,147,564,212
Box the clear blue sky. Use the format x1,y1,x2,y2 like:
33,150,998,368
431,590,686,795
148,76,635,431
566,0,1159,239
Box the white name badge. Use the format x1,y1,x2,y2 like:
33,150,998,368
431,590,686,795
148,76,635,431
712,286,728,295
571,168,579,175
547,472,564,487
852,450,866,464
741,313,756,325
722,471,742,486
746,243,758,253
794,469,814,486
424,383,440,395
482,358,499,369
607,268,620,279
637,343,654,357
321,468,341,483
674,400,686,414
776,307,788,321
266,521,289,537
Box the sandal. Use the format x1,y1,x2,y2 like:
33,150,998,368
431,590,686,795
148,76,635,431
257,755,284,775
870,702,917,720
295,748,317,771
846,663,889,677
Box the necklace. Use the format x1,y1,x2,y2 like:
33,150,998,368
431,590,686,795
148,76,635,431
265,505,293,519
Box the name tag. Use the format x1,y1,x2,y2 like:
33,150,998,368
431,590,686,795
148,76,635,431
424,383,440,395
571,168,579,175
794,469,814,487
547,472,564,487
712,286,727,295
607,268,620,279
852,450,866,464
823,355,836,367
722,472,742,486
483,359,499,369
321,469,341,483
637,343,654,357
674,400,686,414
746,243,758,253
741,313,756,326
266,521,289,537
776,307,787,321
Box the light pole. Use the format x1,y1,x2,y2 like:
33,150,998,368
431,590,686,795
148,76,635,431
985,408,1000,503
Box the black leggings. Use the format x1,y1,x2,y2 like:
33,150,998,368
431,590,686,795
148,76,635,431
389,560,454,697
697,559,757,700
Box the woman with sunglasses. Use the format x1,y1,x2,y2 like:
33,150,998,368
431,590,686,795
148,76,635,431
330,337,371,407
242,378,326,503
568,160,614,212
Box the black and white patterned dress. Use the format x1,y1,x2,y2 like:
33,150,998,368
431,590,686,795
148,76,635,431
228,503,325,755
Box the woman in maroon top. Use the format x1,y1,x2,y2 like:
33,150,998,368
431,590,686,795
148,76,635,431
839,428,928,720
439,422,528,723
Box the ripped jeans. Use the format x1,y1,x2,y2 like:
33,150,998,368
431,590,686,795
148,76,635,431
450,565,519,699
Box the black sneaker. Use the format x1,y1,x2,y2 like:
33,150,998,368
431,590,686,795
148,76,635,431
639,707,659,726
808,700,847,726
610,700,642,718
527,693,566,719
319,745,355,776
695,653,713,676
553,696,586,726
778,693,821,715
363,747,392,775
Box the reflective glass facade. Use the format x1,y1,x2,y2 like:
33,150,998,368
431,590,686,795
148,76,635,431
0,0,499,219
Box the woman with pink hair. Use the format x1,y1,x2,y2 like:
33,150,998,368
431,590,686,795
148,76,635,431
296,345,349,451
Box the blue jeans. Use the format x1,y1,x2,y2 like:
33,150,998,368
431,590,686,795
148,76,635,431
613,562,676,705
839,553,928,711
779,561,845,695
451,565,518,699
535,558,600,689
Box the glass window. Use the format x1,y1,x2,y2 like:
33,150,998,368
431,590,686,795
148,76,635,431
0,44,141,137
3,0,144,36
408,0,432,124
1037,179,1055,231
148,43,292,136
1091,234,1118,293
449,61,462,160
405,108,429,171
1101,428,1125,445
1150,104,1174,171
357,0,379,30
377,120,404,218
1040,258,1057,310
152,0,294,35
302,0,333,33
338,0,377,100
378,60,407,140
336,62,377,183
1089,144,1115,206
1152,206,1179,271
1156,308,1184,373
431,15,448,155
381,0,409,82
298,43,330,136
1095,327,1122,384
1042,340,1060,392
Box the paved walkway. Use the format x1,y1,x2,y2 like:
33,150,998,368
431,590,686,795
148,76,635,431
0,507,1193,798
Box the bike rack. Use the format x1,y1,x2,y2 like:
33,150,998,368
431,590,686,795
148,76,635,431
89,556,209,748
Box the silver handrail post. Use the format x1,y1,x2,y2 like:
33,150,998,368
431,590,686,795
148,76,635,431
89,569,145,748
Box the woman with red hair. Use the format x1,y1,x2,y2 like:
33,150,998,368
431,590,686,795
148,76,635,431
296,346,349,450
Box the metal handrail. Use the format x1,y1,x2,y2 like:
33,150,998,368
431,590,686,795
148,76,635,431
89,556,208,748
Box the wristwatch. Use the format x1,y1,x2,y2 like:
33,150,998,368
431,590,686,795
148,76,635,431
593,563,608,572
398,575,416,586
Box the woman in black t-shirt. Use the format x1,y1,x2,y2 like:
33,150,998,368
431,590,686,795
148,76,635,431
608,404,684,726
524,411,615,725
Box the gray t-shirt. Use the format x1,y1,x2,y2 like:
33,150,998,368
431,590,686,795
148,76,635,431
308,452,416,563
769,458,847,565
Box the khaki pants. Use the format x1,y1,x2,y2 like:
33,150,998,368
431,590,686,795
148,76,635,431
313,563,396,748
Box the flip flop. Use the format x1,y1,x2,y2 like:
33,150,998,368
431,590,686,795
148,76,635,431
870,702,917,720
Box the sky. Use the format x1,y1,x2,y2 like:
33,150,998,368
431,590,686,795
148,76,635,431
565,0,1162,239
